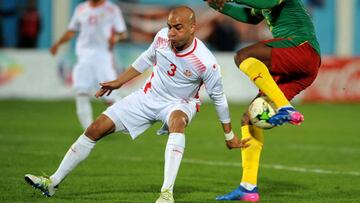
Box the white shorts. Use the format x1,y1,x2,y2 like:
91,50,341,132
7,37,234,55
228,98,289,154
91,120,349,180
72,54,117,101
103,90,197,139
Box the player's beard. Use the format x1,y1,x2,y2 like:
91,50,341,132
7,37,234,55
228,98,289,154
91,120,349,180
170,38,189,52
171,41,183,52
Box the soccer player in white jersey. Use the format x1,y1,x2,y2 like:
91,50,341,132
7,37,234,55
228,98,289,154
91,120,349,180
49,0,127,130
25,6,250,203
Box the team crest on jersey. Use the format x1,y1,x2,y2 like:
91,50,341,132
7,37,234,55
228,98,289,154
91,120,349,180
88,15,98,25
184,70,192,77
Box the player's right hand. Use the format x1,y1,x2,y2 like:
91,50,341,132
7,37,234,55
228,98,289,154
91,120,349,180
95,80,122,98
225,136,251,149
49,44,58,56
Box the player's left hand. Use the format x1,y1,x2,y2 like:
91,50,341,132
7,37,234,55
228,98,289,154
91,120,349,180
108,35,118,51
225,136,251,149
49,44,59,56
95,80,122,98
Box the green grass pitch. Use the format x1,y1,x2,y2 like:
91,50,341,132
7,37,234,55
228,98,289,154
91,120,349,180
1,100,359,202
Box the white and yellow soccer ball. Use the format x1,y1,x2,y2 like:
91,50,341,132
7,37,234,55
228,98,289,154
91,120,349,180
248,96,277,129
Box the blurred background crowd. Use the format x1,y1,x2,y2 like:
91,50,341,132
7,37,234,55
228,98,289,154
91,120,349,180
0,0,359,103
1,0,342,53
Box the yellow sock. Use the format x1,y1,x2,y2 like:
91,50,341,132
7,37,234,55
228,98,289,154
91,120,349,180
239,57,290,108
240,125,264,185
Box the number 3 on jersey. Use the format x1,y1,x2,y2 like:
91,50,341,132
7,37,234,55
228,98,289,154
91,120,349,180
167,64,177,77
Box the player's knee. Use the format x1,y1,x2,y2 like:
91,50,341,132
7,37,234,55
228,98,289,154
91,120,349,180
234,49,250,67
85,121,108,141
84,123,100,141
169,117,187,132
85,114,115,141
168,112,188,133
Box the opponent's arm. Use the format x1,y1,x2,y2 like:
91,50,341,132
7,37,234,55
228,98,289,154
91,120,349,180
207,1,264,24
232,0,284,9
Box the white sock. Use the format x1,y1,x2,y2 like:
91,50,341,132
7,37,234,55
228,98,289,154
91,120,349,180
240,182,257,191
50,134,96,186
75,95,93,130
161,133,185,193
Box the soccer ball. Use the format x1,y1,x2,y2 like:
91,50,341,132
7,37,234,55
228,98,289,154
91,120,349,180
248,96,277,129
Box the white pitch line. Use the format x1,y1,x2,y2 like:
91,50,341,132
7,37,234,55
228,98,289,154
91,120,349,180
182,158,360,176
287,144,359,154
17,150,360,176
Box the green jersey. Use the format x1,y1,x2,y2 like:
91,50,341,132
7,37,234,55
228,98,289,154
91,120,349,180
218,0,321,55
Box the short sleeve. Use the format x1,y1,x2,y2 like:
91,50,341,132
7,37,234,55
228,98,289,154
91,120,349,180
68,7,80,31
113,6,127,33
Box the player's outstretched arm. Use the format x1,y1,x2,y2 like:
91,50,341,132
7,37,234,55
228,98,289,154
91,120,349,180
232,0,284,9
205,0,264,24
226,135,251,149
49,31,76,55
95,66,141,98
222,122,251,149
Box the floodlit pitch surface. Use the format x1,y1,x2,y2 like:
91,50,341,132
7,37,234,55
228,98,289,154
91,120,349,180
1,100,359,203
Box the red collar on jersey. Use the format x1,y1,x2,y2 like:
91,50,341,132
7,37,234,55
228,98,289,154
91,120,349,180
175,39,197,57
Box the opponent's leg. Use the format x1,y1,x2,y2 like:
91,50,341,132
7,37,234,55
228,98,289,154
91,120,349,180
216,113,262,202
235,43,303,126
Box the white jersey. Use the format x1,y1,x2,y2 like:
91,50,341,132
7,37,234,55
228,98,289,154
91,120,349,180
68,1,126,57
132,28,230,123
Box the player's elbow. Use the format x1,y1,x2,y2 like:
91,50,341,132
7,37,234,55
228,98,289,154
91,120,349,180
249,18,263,25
